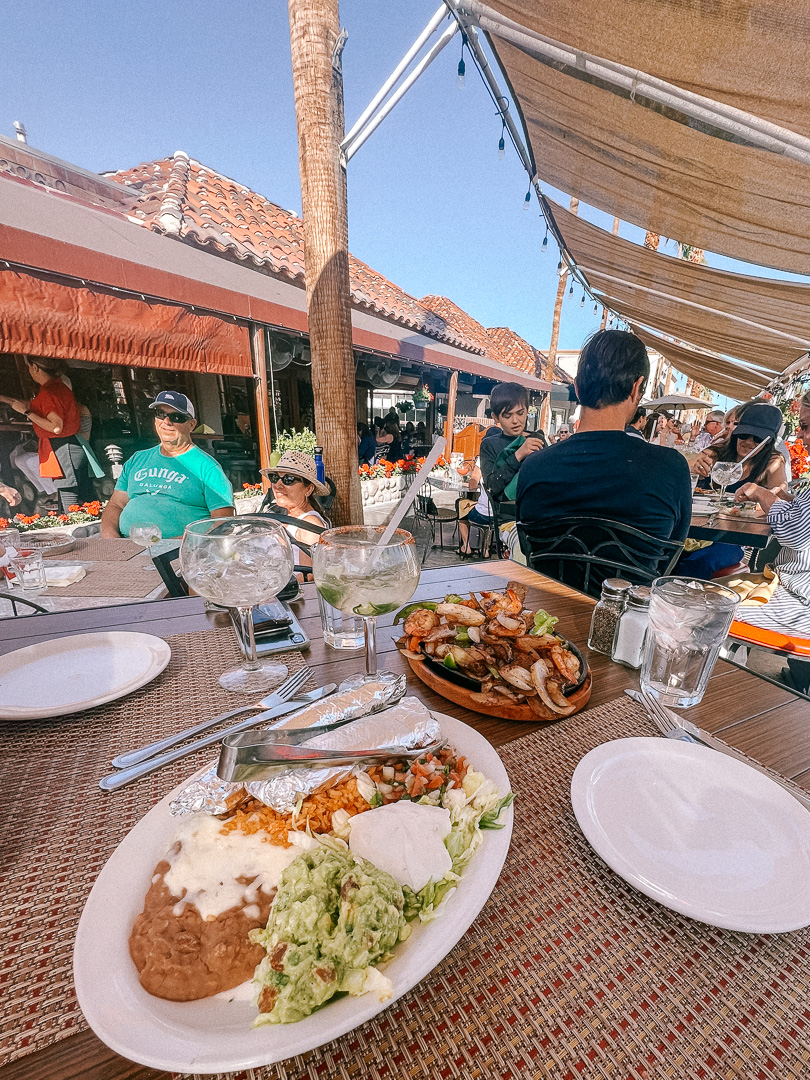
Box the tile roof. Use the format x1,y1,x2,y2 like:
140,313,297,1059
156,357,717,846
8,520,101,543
107,153,481,354
421,298,573,384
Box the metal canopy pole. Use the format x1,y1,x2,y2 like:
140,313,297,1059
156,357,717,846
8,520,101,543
342,3,449,149
342,19,459,163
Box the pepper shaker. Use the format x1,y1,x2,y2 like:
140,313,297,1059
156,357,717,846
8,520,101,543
587,578,631,655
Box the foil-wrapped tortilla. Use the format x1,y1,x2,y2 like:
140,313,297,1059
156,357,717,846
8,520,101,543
170,673,437,817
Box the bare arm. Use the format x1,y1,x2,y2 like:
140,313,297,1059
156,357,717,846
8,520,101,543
101,490,129,537
211,506,235,519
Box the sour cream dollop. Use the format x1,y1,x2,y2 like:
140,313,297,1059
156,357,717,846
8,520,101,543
348,802,452,893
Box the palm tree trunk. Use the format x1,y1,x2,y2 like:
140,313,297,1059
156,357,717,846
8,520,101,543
288,0,361,525
540,197,578,433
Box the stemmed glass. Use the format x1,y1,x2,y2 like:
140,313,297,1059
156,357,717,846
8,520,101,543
312,526,419,676
180,516,294,692
710,461,744,502
129,524,163,570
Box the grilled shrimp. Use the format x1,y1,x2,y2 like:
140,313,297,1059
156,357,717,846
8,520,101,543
480,589,523,617
435,602,486,626
531,658,576,715
545,679,573,711
485,613,524,637
403,608,438,638
550,645,581,685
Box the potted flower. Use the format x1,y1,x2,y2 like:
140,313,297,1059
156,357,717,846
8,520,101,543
412,385,432,406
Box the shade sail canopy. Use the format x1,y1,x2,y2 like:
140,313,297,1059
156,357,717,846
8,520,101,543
545,199,810,375
633,325,771,403
477,0,810,274
0,268,252,376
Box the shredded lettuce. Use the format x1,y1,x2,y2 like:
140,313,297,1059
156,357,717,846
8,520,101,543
397,770,514,923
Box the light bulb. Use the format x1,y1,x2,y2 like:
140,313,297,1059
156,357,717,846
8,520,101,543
498,131,505,159
523,189,531,210
568,283,574,296
541,234,548,253
593,303,598,314
580,295,585,307
557,260,562,270
457,56,466,89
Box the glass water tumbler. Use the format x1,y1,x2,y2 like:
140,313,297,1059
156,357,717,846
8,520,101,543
640,576,739,708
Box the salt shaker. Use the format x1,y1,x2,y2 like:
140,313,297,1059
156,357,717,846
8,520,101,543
587,578,631,654
611,585,651,669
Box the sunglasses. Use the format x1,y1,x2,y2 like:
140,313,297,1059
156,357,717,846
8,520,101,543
154,410,190,424
266,473,305,486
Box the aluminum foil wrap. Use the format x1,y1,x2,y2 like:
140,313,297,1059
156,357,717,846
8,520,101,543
170,671,411,817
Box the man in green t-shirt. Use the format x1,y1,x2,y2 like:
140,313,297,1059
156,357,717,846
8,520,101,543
101,392,235,539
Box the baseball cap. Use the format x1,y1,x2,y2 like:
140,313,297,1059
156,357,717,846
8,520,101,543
149,391,196,419
734,403,782,441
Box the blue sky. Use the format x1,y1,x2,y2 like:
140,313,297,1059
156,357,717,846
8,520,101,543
4,0,796,409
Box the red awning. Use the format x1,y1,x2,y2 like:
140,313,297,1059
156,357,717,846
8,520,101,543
0,268,251,376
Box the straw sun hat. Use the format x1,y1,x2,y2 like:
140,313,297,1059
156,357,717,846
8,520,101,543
261,450,329,496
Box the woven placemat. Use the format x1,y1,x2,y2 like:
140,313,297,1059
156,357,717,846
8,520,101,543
59,537,143,562
50,561,159,598
176,697,810,1080
0,626,310,1066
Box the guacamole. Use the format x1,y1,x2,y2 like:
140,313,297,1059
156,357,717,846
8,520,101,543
251,846,409,1025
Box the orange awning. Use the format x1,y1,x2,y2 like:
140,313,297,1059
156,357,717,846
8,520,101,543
0,267,252,376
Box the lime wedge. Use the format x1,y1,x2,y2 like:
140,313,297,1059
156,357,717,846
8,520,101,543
352,602,388,616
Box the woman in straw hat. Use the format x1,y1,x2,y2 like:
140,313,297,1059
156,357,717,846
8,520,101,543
260,451,330,574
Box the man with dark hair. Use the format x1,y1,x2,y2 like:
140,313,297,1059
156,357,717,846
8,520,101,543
480,382,545,504
516,331,692,566
625,406,647,439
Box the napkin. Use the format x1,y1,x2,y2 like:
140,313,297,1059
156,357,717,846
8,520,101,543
44,565,86,587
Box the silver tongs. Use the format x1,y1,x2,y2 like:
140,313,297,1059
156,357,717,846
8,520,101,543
217,733,446,783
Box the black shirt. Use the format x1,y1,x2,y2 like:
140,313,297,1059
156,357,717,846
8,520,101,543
516,430,692,552
479,427,520,502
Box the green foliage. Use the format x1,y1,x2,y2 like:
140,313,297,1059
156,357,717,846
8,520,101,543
273,428,318,457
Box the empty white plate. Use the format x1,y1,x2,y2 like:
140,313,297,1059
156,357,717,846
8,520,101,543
571,737,810,933
0,632,171,720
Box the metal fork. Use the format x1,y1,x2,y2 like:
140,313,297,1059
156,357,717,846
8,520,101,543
638,687,680,736
111,666,312,768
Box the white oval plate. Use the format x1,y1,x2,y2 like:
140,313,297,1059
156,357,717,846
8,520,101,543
0,632,171,720
571,737,810,933
73,712,513,1074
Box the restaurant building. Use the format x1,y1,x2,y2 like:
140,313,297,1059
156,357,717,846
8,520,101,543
0,136,557,509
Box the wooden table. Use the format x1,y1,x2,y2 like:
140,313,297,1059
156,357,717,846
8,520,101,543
3,560,808,1080
689,512,772,548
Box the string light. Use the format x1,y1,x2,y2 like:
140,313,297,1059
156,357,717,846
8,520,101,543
593,303,599,314
541,229,548,253
457,37,466,89
498,121,505,160
557,260,563,270
580,295,585,307
523,187,532,210
568,283,574,296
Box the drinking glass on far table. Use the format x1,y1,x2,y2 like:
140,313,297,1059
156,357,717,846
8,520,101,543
180,516,294,692
0,528,21,581
640,576,739,708
312,526,419,676
129,523,162,570
10,549,47,596
710,461,743,501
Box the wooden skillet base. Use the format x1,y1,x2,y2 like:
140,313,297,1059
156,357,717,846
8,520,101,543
406,656,593,722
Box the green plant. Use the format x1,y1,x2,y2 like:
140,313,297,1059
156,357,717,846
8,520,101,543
271,428,317,461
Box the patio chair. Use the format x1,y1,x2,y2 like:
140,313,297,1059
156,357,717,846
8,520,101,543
0,591,49,617
412,487,461,555
484,486,516,559
152,546,188,598
517,515,684,599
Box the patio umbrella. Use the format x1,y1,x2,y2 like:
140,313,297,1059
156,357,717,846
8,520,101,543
643,394,713,411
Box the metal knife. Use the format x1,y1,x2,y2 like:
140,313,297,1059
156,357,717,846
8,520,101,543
98,683,337,793
625,688,810,813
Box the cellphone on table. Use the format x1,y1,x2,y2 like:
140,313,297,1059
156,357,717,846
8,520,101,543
232,601,309,655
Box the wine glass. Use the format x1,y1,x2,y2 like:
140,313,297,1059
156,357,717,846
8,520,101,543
710,461,744,502
180,516,294,692
129,524,162,570
312,526,419,676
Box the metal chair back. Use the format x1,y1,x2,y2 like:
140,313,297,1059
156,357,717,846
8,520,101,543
517,515,684,599
151,546,188,598
0,591,49,617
